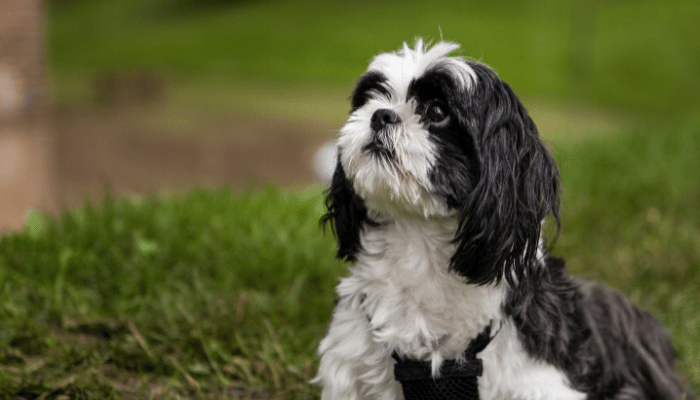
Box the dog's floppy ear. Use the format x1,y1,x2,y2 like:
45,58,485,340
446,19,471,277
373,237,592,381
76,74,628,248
321,155,372,262
450,65,561,285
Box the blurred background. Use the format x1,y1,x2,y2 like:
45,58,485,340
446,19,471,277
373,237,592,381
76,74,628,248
2,0,699,231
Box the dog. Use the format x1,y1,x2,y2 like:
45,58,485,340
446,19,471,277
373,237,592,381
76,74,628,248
313,39,694,400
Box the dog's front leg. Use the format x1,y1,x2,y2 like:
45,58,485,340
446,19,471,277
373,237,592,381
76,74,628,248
314,297,402,400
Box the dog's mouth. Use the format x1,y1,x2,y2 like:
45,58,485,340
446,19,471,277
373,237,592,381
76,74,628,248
361,128,397,162
361,138,395,161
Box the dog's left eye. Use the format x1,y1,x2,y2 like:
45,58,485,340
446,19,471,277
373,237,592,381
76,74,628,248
423,101,449,124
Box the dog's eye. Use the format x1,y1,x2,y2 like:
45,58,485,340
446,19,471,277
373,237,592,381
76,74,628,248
424,101,449,124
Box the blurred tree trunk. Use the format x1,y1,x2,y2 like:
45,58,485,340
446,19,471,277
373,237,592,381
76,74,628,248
1,0,56,232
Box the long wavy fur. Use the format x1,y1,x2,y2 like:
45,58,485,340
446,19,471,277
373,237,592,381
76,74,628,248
450,62,561,286
505,257,694,399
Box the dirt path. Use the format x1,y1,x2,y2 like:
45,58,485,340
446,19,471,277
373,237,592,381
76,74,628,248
51,103,332,209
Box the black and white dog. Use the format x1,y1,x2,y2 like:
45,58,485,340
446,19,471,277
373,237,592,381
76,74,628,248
314,39,694,400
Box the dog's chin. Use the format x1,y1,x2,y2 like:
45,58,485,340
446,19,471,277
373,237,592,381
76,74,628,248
341,154,451,219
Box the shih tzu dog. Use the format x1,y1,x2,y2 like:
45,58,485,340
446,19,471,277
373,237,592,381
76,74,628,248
314,39,694,400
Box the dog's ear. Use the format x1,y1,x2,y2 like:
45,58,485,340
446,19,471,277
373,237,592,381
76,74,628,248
321,156,371,262
450,67,561,285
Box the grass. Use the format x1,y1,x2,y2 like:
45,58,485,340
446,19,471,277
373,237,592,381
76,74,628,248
2,118,700,398
1,186,338,399
48,0,700,116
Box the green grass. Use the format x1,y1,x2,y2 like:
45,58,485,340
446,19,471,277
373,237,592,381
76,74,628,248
48,0,700,115
1,187,339,399
2,119,700,398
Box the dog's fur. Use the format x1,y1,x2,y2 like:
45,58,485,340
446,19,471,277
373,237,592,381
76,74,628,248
314,39,694,400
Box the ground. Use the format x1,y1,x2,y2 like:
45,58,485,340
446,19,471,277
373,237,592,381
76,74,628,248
51,98,332,210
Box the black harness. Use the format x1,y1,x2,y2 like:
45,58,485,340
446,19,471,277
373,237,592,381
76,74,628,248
391,323,498,400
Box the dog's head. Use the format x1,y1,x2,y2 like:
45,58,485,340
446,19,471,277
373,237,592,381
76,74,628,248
323,39,561,285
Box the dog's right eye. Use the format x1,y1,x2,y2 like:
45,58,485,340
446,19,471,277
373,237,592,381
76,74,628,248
427,103,447,122
423,101,450,125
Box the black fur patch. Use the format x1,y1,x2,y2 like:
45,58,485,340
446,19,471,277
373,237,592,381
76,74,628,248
408,67,480,209
320,157,376,262
351,71,390,112
506,256,695,399
449,62,561,286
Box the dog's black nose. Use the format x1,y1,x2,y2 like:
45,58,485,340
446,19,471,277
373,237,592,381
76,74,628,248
370,109,400,131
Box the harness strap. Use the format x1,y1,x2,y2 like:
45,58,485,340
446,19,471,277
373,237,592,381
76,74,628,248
390,321,501,400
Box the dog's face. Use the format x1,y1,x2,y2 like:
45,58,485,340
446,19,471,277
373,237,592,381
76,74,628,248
338,41,478,217
324,40,561,285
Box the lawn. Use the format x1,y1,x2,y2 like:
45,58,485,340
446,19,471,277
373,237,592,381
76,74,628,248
49,0,700,116
1,187,338,398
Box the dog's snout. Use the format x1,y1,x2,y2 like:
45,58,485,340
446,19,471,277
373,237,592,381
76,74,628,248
370,109,400,131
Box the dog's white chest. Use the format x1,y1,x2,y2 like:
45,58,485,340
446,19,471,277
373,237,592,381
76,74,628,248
337,217,505,363
332,218,585,400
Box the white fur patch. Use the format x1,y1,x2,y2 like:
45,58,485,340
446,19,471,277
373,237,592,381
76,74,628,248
342,216,505,365
338,104,442,217
479,321,586,400
366,39,475,100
